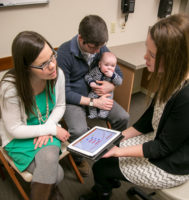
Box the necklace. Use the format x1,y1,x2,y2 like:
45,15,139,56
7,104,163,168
35,88,49,124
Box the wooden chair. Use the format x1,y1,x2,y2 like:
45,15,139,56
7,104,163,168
127,180,189,200
0,69,84,199
0,141,84,200
157,181,189,200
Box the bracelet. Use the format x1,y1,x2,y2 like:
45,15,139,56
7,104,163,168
89,98,94,107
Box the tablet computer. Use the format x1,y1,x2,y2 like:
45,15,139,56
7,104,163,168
67,126,123,161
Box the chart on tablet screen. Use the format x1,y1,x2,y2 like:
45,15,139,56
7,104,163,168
74,128,115,153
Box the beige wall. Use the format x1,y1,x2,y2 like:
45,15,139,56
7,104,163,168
0,0,181,58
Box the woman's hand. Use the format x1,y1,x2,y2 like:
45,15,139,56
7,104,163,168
102,146,120,158
56,126,70,142
122,127,142,140
103,144,144,158
33,135,53,149
93,94,113,110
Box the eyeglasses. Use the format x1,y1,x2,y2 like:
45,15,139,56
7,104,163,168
85,43,106,51
30,50,57,70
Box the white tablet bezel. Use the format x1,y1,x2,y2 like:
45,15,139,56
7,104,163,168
67,126,121,157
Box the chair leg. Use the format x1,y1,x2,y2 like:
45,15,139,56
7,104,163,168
106,121,111,129
0,163,6,180
0,151,29,200
67,153,84,184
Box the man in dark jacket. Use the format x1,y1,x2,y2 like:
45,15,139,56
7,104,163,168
57,15,129,177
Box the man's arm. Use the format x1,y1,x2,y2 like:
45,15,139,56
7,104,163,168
57,44,83,105
80,94,113,110
94,71,123,96
93,81,115,96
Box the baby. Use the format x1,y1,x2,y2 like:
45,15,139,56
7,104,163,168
85,52,123,119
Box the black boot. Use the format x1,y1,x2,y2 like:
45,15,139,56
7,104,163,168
79,191,111,200
79,185,112,200
111,179,121,188
30,182,54,200
50,185,64,200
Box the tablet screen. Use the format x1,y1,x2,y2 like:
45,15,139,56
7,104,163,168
72,128,117,153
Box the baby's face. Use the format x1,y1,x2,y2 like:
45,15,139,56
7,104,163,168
99,55,117,74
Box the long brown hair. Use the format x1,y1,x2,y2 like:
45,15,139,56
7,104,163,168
148,14,189,103
1,31,57,115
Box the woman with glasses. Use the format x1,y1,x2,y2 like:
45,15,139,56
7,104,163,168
0,31,70,200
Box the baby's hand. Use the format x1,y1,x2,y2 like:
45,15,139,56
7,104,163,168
104,70,113,78
90,82,97,88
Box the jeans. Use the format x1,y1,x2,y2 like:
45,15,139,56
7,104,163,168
64,100,129,143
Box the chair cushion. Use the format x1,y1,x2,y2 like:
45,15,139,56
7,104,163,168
59,141,70,160
0,147,32,182
0,141,70,182
158,180,189,200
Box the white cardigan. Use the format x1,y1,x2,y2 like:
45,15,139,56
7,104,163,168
0,68,66,147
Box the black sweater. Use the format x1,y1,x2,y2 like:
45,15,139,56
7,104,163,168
133,84,189,175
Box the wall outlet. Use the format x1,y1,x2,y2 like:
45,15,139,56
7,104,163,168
110,22,116,33
121,22,126,32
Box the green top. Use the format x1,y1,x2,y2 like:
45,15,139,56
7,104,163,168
27,87,55,125
5,88,61,172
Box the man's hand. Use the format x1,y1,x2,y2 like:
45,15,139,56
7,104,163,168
93,94,113,110
56,126,70,142
92,80,115,96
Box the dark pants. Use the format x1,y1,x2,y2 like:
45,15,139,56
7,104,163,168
92,157,128,193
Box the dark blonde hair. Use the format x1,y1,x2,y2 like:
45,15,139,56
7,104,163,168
149,14,189,103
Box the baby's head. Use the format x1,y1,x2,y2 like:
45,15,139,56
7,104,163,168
99,52,117,74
